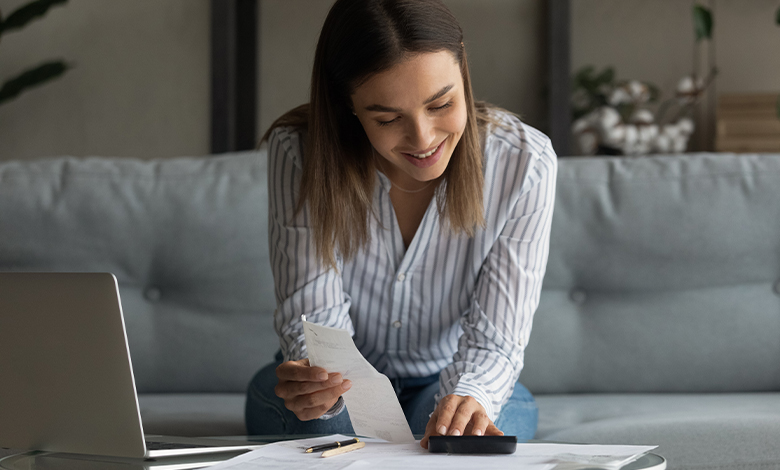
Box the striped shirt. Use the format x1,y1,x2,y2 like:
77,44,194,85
268,110,557,421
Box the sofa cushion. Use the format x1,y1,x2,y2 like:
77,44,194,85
537,393,780,469
138,393,247,437
0,152,279,393
522,153,780,394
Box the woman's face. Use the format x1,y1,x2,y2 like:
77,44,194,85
351,50,468,188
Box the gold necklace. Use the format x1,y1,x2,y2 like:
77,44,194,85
373,149,435,194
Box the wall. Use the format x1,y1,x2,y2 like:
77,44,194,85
0,0,210,160
3,1,776,160
258,0,547,137
0,0,546,161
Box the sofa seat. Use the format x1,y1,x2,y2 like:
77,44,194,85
536,393,780,469
138,394,247,437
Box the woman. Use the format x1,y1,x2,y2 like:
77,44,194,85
245,0,556,448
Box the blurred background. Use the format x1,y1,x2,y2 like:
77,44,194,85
0,0,778,161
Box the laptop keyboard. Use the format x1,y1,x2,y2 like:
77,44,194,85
145,440,211,450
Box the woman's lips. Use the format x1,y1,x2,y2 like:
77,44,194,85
401,137,447,169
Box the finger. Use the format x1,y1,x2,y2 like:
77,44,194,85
420,410,440,449
276,359,329,382
485,422,504,436
274,373,343,399
468,411,491,436
434,396,460,436
285,380,351,413
447,400,476,436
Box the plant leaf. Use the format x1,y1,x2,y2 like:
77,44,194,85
0,0,68,36
0,60,70,105
693,4,713,41
595,67,615,86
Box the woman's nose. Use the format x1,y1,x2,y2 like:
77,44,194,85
406,117,436,151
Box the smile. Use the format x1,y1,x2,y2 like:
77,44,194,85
405,141,444,160
400,137,448,169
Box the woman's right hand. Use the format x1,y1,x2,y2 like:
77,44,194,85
274,358,352,421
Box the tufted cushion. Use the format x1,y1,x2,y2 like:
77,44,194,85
522,153,780,394
536,393,780,470
0,152,279,393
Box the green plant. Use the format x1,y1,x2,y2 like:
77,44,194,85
0,0,70,106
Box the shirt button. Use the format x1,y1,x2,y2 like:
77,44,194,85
392,321,402,328
397,273,406,282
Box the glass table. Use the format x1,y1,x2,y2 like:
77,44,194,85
0,436,666,470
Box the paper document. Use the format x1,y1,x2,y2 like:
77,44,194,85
302,319,415,443
207,434,556,470
206,434,656,470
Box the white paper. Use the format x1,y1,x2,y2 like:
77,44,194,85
206,434,656,470
302,319,415,443
206,434,558,470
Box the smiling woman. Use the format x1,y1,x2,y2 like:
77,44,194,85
247,0,558,448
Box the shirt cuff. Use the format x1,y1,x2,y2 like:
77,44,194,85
318,396,345,420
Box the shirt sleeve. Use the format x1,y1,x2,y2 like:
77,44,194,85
267,126,355,367
437,138,557,422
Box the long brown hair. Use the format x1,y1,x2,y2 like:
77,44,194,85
262,0,500,270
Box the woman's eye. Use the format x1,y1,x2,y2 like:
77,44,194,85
377,117,399,127
431,101,453,112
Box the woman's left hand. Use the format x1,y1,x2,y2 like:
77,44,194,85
419,394,503,449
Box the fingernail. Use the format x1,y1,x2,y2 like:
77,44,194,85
475,429,483,436
318,372,328,381
330,374,343,385
451,430,461,436
437,426,447,435
342,380,352,391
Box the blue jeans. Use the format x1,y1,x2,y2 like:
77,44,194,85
245,353,538,439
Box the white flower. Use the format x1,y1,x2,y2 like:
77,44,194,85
662,124,681,139
627,80,650,103
638,124,659,144
630,109,655,124
676,76,705,104
652,134,672,153
572,117,591,135
596,106,622,132
603,124,627,147
677,117,695,135
608,88,631,106
623,124,639,146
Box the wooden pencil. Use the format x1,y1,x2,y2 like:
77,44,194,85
321,441,366,458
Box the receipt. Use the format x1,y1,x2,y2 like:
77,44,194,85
302,318,415,443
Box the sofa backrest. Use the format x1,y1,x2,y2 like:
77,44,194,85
0,152,277,393
3,151,779,395
521,153,780,394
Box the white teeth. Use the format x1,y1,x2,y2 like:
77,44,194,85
410,143,440,159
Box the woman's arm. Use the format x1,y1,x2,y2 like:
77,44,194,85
267,126,355,419
425,132,558,442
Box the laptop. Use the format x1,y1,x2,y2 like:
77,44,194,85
0,272,262,459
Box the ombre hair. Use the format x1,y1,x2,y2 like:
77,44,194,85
262,0,504,270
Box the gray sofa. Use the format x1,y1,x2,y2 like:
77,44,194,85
2,149,779,470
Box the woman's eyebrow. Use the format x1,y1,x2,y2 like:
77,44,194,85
364,84,454,113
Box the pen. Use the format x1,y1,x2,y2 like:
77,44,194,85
305,438,360,453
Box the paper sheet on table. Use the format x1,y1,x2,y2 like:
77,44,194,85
302,319,415,443
206,434,656,470
206,434,556,470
